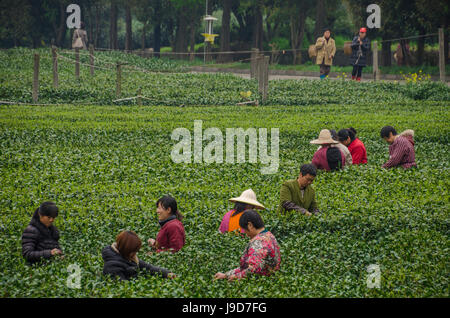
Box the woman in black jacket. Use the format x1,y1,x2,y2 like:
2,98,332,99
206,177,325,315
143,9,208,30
21,202,63,264
350,27,370,81
102,230,175,281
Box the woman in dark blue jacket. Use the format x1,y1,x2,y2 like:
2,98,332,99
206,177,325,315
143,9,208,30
350,27,370,81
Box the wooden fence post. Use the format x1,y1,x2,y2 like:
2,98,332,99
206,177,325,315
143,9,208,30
258,55,269,102
263,56,269,101
32,53,39,103
75,48,80,80
372,41,380,81
439,28,445,82
116,63,121,98
250,48,259,79
51,46,58,88
137,88,142,106
89,44,94,76
257,55,263,93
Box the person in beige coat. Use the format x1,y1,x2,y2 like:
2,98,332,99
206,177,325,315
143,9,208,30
315,28,336,79
72,21,88,50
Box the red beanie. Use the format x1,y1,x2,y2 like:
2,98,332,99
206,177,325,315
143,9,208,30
359,27,367,33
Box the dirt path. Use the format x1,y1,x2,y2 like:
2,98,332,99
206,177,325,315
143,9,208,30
190,66,449,85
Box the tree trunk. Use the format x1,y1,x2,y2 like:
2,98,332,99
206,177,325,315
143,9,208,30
382,39,392,67
400,40,410,66
31,0,42,48
95,5,100,48
110,0,118,49
417,28,425,65
290,9,306,65
189,23,196,61
174,11,189,59
141,22,146,51
314,0,325,38
55,2,65,47
87,4,93,48
154,24,161,57
443,20,449,65
252,3,263,51
218,0,232,63
125,3,132,52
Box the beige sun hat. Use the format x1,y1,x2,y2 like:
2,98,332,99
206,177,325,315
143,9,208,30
229,189,265,210
310,129,339,145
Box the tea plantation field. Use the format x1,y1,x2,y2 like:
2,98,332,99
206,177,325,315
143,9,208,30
1,48,449,106
0,101,448,297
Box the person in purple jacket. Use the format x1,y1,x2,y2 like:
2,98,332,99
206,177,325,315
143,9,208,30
380,126,417,169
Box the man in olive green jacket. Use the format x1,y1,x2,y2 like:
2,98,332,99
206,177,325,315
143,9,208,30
315,28,336,79
278,164,320,216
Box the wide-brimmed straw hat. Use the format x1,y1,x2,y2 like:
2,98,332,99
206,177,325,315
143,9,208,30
229,189,265,210
310,129,339,145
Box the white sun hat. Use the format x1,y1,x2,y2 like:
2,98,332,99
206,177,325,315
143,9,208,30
229,189,265,210
310,129,339,145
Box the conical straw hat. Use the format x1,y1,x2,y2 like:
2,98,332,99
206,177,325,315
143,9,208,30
310,129,339,145
229,189,265,210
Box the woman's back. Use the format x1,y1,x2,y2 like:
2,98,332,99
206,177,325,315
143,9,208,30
102,244,138,280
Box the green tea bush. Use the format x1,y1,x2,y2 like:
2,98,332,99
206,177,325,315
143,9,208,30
0,102,448,297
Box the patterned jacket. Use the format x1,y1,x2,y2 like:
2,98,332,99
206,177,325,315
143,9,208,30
225,230,281,279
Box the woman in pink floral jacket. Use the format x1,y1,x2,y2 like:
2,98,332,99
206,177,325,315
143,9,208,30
214,210,281,281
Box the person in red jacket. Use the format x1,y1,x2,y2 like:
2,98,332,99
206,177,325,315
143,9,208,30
338,128,367,164
148,195,185,253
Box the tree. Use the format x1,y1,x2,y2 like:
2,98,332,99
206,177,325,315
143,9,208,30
415,0,449,64
109,0,118,49
125,1,132,51
170,0,204,59
218,0,233,63
0,0,33,47
314,0,325,38
283,0,314,64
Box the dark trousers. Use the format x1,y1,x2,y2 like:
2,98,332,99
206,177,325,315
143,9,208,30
320,63,331,77
352,65,363,78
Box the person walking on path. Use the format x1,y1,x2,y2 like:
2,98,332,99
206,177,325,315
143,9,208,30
72,21,88,50
350,28,370,81
315,28,336,79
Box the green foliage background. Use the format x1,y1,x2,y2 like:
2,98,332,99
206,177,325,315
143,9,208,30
0,100,448,297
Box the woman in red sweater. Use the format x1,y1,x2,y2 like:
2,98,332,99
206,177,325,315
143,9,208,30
148,195,185,253
337,128,367,164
